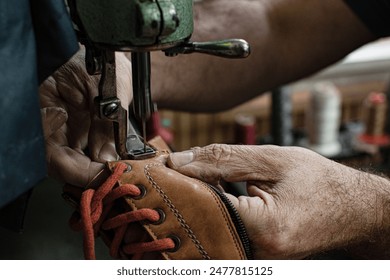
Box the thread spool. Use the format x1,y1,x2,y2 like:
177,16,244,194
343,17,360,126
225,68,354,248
271,87,293,146
306,82,342,157
234,114,256,145
359,91,389,145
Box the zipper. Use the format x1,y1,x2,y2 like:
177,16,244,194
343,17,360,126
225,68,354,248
207,184,254,260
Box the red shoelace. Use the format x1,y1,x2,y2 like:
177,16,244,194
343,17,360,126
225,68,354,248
70,162,175,259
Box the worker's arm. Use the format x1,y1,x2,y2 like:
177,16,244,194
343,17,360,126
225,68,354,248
151,0,376,112
168,144,390,259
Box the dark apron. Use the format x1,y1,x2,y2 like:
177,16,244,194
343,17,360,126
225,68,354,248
0,0,78,230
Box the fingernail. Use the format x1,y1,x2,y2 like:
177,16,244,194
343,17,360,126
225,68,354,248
169,151,194,167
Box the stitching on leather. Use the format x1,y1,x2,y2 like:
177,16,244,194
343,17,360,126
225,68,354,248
144,163,211,260
194,179,245,259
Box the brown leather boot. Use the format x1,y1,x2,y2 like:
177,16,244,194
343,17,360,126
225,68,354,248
63,136,253,260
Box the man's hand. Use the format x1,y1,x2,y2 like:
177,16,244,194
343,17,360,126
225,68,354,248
39,48,132,187
167,144,390,259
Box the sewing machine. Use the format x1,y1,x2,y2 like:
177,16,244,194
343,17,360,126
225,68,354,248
68,0,250,159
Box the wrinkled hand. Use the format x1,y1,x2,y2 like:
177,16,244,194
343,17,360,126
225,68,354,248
39,48,132,187
167,144,390,259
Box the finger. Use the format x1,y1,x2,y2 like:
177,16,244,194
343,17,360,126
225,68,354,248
247,184,276,205
88,117,119,163
167,144,286,185
46,142,105,187
41,107,68,139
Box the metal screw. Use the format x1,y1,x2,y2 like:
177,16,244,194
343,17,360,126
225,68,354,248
103,102,119,118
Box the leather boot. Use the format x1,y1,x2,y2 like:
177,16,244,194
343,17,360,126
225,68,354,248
63,136,253,260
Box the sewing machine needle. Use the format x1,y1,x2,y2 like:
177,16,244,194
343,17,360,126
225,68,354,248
142,120,147,153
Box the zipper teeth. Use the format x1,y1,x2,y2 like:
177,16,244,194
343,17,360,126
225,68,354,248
207,184,254,260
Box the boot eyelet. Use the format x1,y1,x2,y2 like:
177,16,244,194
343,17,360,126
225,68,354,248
124,163,132,173
133,185,147,200
166,235,181,252
152,208,166,225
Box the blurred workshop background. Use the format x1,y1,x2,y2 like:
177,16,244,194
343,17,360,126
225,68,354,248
159,39,390,173
2,38,390,260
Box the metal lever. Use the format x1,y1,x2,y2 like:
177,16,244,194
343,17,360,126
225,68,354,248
164,39,251,58
94,50,156,160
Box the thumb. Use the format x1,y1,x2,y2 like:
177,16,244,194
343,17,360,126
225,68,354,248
41,107,68,139
88,117,119,163
167,144,270,185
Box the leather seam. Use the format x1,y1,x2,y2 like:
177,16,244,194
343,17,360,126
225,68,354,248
144,163,211,260
194,179,246,259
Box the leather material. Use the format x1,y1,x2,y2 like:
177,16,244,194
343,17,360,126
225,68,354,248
108,137,246,259
64,136,248,260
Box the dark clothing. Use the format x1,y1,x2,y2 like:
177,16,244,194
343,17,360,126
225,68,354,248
344,0,390,37
0,0,78,229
